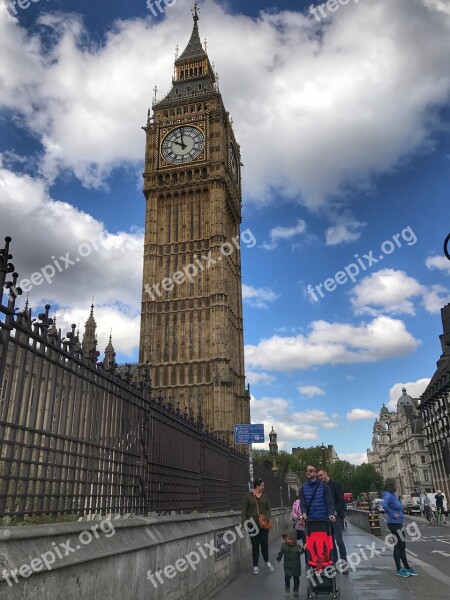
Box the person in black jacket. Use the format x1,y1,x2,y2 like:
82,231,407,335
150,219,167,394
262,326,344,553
318,468,348,573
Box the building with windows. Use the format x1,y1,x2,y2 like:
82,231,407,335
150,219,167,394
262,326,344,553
367,388,432,495
420,303,450,501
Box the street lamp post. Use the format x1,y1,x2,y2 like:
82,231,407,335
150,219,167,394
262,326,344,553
321,442,327,470
269,426,278,472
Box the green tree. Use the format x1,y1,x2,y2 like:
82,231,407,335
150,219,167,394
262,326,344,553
292,446,330,483
351,463,383,498
275,450,295,478
328,460,356,492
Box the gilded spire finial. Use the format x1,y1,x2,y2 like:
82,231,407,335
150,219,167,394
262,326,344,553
192,2,200,22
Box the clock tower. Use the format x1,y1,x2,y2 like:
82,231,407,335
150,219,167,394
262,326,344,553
139,5,250,442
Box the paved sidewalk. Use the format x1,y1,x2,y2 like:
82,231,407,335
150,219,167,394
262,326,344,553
213,521,450,599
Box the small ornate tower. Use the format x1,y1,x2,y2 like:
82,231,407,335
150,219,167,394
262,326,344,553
104,333,116,369
82,303,97,358
138,5,250,441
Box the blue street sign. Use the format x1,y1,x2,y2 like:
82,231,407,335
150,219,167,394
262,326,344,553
234,424,265,444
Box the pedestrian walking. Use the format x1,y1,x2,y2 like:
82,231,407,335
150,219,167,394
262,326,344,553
318,468,348,573
241,478,274,575
435,490,447,524
291,496,306,545
382,478,418,577
419,493,426,518
423,494,432,521
276,530,302,596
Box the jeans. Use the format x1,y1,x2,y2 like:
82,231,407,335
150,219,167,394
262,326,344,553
332,515,347,562
388,523,410,571
285,575,300,591
251,528,269,566
296,529,306,544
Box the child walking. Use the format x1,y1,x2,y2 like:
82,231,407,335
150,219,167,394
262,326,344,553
276,530,302,596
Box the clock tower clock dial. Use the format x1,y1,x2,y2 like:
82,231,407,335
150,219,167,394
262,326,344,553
228,143,239,183
161,126,205,164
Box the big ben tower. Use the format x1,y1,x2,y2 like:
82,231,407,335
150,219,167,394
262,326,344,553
139,4,250,442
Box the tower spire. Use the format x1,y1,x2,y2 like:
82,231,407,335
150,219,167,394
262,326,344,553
176,7,208,65
155,4,216,107
192,2,199,22
82,302,97,357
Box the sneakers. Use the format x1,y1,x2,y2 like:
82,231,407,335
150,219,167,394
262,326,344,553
285,587,290,593
395,569,410,577
293,591,299,597
406,568,418,576
253,566,259,575
266,561,274,572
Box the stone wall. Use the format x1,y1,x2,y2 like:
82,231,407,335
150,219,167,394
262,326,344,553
346,508,372,533
0,508,290,600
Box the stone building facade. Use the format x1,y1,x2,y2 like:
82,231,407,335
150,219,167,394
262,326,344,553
367,389,432,495
138,8,250,441
420,303,450,501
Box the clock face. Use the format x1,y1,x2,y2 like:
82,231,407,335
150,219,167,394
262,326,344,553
161,126,205,164
229,143,239,183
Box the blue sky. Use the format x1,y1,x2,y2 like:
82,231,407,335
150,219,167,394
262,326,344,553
1,0,450,464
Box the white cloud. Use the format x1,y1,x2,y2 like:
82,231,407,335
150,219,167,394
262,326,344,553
242,284,279,308
298,385,326,397
325,217,366,246
422,284,450,313
350,269,422,316
424,0,450,15
249,395,339,451
246,371,276,386
245,316,420,372
0,165,142,358
346,409,379,422
426,255,450,275
339,452,368,466
350,269,450,316
0,1,449,206
387,378,431,409
262,220,307,250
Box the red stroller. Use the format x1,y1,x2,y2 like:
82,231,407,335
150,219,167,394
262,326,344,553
305,520,340,599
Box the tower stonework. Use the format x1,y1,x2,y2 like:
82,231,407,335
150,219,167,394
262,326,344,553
139,8,250,441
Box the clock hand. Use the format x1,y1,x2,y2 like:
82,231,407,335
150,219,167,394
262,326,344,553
180,128,186,149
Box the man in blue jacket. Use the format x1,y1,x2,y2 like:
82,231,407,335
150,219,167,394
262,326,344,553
300,465,336,523
318,468,348,572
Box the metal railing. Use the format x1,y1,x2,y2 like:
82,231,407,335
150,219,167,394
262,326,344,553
0,237,294,518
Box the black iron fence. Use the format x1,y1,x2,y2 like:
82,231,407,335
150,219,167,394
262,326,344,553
0,237,295,518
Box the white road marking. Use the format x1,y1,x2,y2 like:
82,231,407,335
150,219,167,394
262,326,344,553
406,550,450,586
431,550,450,557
